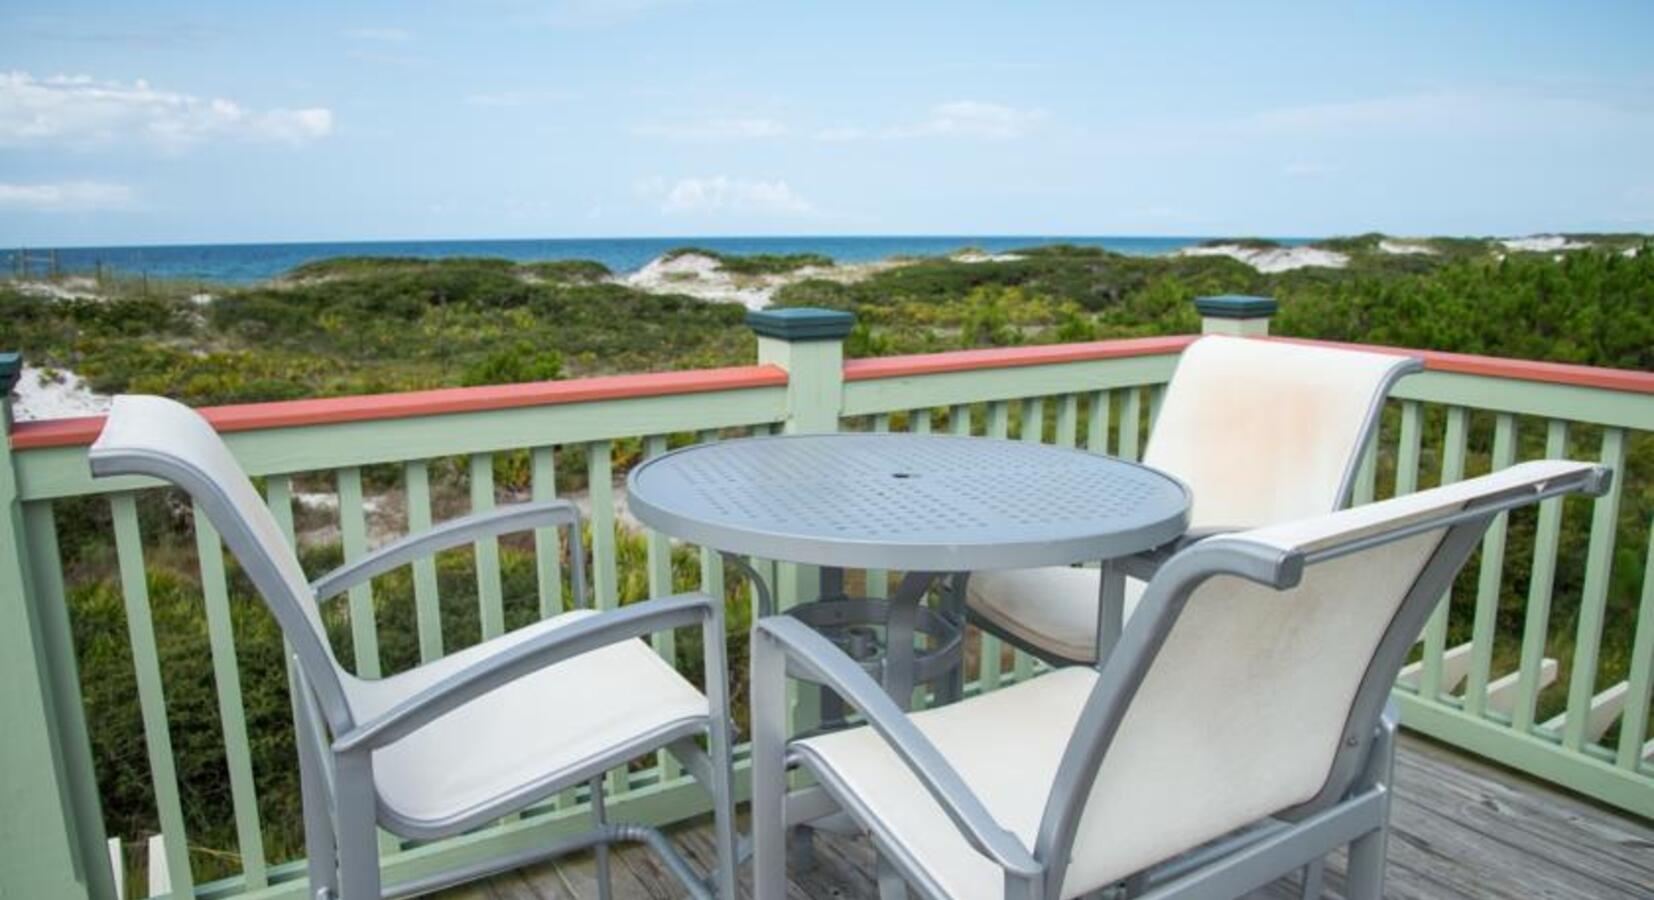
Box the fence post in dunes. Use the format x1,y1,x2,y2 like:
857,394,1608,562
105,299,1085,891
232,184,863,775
745,308,854,738
1195,294,1277,336
0,352,108,900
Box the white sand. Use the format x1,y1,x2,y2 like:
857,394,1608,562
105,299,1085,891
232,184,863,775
1379,240,1436,256
1177,244,1349,273
1501,235,1592,253
952,250,1024,264
622,251,893,309
13,278,102,301
10,365,112,421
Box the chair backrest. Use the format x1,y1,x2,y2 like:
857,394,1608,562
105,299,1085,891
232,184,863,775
1144,336,1421,528
1036,459,1607,897
89,395,352,730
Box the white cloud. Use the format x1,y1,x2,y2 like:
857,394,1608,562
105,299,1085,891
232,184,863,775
635,117,789,141
0,71,333,150
636,175,814,216
343,27,413,42
816,101,1045,142
0,181,135,212
1243,89,1652,139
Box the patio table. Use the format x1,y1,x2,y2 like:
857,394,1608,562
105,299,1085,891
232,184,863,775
627,432,1190,701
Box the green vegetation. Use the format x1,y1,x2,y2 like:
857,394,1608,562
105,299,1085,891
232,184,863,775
2,233,1650,885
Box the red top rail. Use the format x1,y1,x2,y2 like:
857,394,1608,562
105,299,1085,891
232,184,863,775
10,334,1649,451
9,364,788,451
1269,337,1654,395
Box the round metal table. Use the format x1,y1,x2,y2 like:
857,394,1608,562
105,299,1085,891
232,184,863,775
628,433,1190,701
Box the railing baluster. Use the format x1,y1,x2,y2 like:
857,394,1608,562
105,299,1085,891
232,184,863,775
1394,401,1422,496
1563,427,1627,751
979,401,1010,691
642,435,681,780
1148,383,1167,433
1616,521,1654,769
912,408,933,434
1514,420,1569,733
110,493,194,898
1117,388,1142,461
404,460,444,661
866,417,891,600
1466,413,1517,718
21,501,117,900
1055,394,1079,448
335,467,381,677
469,454,505,640
1352,431,1379,506
530,447,564,620
191,507,268,888
587,440,626,795
1012,398,1045,681
949,403,972,437
695,430,724,611
1420,405,1468,701
1088,390,1110,454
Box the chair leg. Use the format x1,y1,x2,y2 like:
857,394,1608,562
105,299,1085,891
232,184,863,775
590,776,613,900
702,632,739,900
296,709,338,899
751,629,790,900
333,754,381,900
1347,704,1399,900
1298,857,1326,899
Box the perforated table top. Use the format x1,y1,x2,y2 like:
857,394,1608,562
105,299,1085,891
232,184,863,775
627,433,1190,571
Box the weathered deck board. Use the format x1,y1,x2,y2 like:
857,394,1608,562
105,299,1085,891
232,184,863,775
439,734,1654,899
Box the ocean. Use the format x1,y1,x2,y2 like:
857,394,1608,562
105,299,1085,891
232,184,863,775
4,235,1313,285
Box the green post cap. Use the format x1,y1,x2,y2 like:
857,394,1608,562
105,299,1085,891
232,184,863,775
745,307,856,341
1194,295,1277,319
0,352,20,394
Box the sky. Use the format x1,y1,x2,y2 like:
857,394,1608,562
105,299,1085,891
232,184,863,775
2,0,1652,247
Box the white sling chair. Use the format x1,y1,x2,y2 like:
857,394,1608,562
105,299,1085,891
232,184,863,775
752,460,1608,900
89,396,738,900
967,336,1423,665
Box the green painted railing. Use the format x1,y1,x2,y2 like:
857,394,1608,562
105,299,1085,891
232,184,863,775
0,302,1648,900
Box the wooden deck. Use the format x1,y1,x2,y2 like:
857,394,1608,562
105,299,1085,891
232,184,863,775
441,734,1654,900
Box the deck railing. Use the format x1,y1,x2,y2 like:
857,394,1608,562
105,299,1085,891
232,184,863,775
0,298,1648,900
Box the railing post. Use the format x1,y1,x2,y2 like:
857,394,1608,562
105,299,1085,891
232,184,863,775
746,308,853,740
747,307,854,433
0,352,103,899
1195,294,1277,336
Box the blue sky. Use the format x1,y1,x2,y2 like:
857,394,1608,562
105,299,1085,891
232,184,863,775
2,0,1652,246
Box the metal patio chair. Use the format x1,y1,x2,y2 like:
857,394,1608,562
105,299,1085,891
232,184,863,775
967,335,1423,665
89,395,738,900
751,459,1608,900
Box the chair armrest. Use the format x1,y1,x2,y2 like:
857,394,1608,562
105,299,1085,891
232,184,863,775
755,616,1043,878
311,500,581,603
333,592,712,754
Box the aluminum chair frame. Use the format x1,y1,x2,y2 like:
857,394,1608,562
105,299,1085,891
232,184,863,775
751,463,1609,900
89,399,738,900
964,339,1424,669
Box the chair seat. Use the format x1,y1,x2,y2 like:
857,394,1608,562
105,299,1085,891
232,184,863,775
967,567,1147,663
797,669,1092,900
344,609,709,827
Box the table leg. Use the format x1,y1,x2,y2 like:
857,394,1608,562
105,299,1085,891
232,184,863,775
818,567,849,726
937,573,969,704
884,572,935,709
1095,560,1126,664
